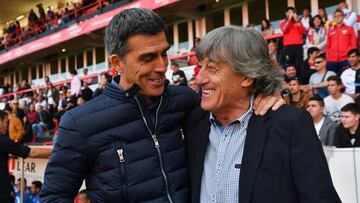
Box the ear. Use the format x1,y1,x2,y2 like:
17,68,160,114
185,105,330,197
240,77,254,88
109,54,125,73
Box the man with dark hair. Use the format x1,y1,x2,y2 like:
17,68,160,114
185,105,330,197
187,26,340,203
0,110,51,203
324,75,354,122
306,96,337,146
40,8,282,203
171,62,188,86
284,78,311,109
301,47,320,84
280,7,305,74
29,181,42,203
334,103,360,147
341,48,360,96
326,9,357,73
308,54,336,98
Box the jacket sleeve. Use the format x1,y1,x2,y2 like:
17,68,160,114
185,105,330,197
9,117,25,142
280,19,293,33
290,111,341,202
325,32,332,60
349,27,358,50
40,112,90,203
326,120,337,146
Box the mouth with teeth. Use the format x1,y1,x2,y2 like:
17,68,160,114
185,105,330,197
149,78,165,86
202,89,215,97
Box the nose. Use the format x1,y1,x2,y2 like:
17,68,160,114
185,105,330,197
153,56,168,74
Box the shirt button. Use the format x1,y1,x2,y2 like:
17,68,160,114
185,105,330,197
125,93,129,97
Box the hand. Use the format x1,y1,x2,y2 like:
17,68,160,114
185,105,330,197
254,93,285,115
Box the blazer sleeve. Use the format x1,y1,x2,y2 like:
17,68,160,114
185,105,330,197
325,121,337,146
40,112,90,203
290,111,341,202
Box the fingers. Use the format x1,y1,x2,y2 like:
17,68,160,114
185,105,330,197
253,94,263,111
272,98,286,111
255,96,277,115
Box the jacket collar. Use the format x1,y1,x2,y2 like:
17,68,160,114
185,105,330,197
239,113,270,203
103,75,140,100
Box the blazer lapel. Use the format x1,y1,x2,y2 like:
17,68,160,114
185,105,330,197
192,111,211,203
239,113,270,203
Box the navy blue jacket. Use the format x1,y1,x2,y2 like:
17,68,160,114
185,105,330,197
40,79,199,203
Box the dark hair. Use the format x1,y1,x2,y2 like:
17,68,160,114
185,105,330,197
341,103,359,114
334,9,344,15
288,77,299,83
69,69,77,75
104,8,166,58
309,95,324,107
0,110,7,120
171,62,179,68
9,175,15,184
307,47,320,57
310,15,324,28
315,53,326,60
286,7,296,12
17,178,27,184
327,75,342,85
261,19,271,31
100,71,112,82
303,7,311,12
31,181,42,189
318,8,328,21
348,48,360,57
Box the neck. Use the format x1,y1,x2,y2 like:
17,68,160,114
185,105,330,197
318,67,326,74
336,22,343,27
313,115,324,124
332,92,342,100
352,63,360,70
213,95,251,126
292,91,301,101
349,122,359,134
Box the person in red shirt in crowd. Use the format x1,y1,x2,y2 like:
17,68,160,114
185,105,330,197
280,7,305,76
326,9,357,74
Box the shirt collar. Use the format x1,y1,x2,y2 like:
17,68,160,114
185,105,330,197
209,95,254,127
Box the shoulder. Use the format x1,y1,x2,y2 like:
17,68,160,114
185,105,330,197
342,93,354,101
324,95,331,103
164,86,200,109
268,105,310,124
328,71,336,76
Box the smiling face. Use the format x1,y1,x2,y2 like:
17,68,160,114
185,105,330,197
196,58,254,114
111,32,169,97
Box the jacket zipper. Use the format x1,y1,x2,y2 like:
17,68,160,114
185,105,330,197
180,128,185,141
116,144,129,202
134,96,174,203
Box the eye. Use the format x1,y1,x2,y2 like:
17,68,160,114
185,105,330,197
207,65,217,74
161,51,168,57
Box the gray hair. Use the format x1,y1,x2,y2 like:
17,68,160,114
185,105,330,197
196,26,283,95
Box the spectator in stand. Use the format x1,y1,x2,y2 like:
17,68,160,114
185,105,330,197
77,97,85,106
14,178,32,203
78,189,91,203
260,18,274,37
304,15,327,54
44,76,50,86
308,54,336,98
0,109,52,203
324,76,354,122
28,9,39,26
318,8,332,25
37,4,46,23
188,77,201,97
301,7,312,31
338,2,358,30
326,9,357,74
46,6,55,22
283,65,297,86
301,47,320,84
35,94,46,110
29,181,42,203
45,83,59,108
57,91,67,111
32,105,51,138
334,103,360,147
284,78,311,109
189,37,201,77
93,71,111,98
341,49,360,96
70,69,82,98
82,68,92,85
4,106,24,143
280,7,305,75
26,104,37,126
81,82,93,101
171,62,188,86
11,99,25,122
268,41,286,68
306,96,337,146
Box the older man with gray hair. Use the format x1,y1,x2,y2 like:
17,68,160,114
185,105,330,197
186,26,341,203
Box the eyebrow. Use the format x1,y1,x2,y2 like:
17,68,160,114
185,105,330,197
138,45,171,58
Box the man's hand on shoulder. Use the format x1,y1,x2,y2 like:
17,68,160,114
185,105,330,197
254,93,285,115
